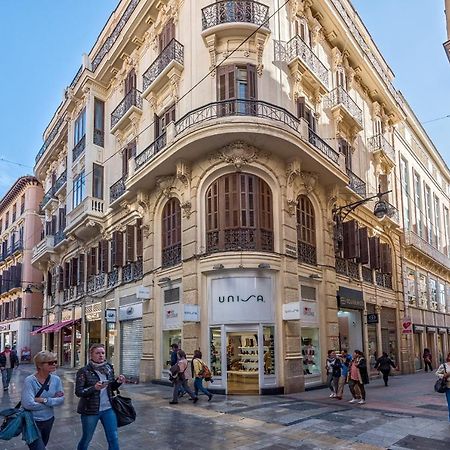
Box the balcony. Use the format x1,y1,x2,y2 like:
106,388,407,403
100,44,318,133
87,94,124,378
297,242,317,266
202,1,269,30
53,170,67,196
122,259,143,283
53,230,67,247
40,187,56,210
326,86,363,133
66,196,104,239
35,115,66,164
162,243,182,268
110,177,127,204
72,135,86,162
367,134,395,168
285,35,329,93
142,39,184,99
404,230,450,269
135,133,167,171
111,88,142,134
206,228,273,253
31,236,55,266
308,128,339,164
346,169,366,197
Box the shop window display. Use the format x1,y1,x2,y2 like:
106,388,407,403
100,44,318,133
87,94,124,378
263,326,275,375
163,330,181,369
301,328,320,376
414,333,423,370
210,327,222,376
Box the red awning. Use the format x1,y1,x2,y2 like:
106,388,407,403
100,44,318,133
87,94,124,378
31,323,55,335
42,319,78,334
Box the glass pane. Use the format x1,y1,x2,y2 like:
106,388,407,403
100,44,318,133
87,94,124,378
301,327,321,375
263,326,275,375
210,327,222,377
162,330,181,369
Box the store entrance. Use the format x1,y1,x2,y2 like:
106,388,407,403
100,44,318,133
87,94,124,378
227,331,259,394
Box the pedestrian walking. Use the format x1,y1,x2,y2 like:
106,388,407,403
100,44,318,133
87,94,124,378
336,349,352,399
192,350,213,401
325,350,338,398
435,352,450,422
423,348,433,372
348,350,369,405
0,344,19,391
374,352,397,386
75,344,126,450
169,350,198,405
21,351,64,450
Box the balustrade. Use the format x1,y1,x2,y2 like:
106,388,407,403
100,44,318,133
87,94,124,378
111,88,142,129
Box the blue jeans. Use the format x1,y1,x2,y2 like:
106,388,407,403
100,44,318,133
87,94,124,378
446,388,450,422
77,408,119,450
1,368,13,388
194,377,211,397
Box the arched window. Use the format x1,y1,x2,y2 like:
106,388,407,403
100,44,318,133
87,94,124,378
161,198,181,268
296,196,316,265
206,173,273,253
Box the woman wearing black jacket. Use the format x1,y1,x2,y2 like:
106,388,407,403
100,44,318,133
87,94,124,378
374,352,397,386
75,344,125,450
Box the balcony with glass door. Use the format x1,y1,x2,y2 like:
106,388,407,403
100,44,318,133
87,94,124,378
285,35,329,94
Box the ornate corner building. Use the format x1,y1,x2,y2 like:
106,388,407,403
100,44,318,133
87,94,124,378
32,0,450,392
0,176,44,357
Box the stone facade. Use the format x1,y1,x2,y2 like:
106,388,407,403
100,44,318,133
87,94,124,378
32,0,450,391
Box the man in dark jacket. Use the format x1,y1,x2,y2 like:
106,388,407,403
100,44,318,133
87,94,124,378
374,352,397,386
0,344,19,391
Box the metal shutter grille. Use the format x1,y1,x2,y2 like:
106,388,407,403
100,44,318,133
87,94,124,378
120,319,143,380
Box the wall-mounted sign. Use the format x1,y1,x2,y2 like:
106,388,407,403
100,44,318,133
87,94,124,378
86,311,101,322
119,303,143,321
282,302,300,321
163,303,181,330
413,325,424,333
285,244,298,258
337,287,364,310
210,276,273,324
438,328,447,334
105,309,117,323
183,304,200,322
426,325,437,333
402,316,413,334
300,300,317,324
367,313,379,324
136,285,152,299
0,324,10,331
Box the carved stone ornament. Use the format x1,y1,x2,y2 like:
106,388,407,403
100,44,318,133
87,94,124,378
176,160,191,187
331,47,343,71
137,191,151,212
301,171,318,194
286,198,298,216
156,175,176,199
181,200,192,219
211,141,267,170
286,159,302,187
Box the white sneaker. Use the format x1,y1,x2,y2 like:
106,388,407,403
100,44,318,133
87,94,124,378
358,400,366,404
329,393,336,398
349,398,357,403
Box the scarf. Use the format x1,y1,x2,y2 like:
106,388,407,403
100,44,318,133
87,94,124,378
89,360,110,375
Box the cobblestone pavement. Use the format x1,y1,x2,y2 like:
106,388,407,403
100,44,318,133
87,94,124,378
0,366,448,449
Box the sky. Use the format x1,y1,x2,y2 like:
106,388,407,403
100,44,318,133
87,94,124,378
0,0,449,198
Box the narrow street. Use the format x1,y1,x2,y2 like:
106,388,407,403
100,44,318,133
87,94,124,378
1,366,448,449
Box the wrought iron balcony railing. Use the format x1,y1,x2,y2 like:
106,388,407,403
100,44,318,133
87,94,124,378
367,134,395,162
162,243,182,268
286,35,329,89
73,135,86,161
54,170,67,193
135,133,167,171
202,0,270,31
326,86,363,127
206,228,273,253
54,230,66,247
35,115,66,164
41,188,55,208
111,88,142,129
308,128,339,164
346,169,366,197
110,177,126,203
404,230,450,269
143,39,184,92
297,242,317,266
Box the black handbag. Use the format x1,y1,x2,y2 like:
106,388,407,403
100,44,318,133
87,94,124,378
111,390,136,427
434,364,448,394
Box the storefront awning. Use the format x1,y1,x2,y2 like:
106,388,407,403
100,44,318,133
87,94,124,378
42,319,80,334
31,323,55,335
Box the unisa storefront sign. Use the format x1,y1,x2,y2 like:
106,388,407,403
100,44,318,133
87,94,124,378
210,276,273,324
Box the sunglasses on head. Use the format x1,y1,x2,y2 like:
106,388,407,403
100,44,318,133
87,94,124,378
44,361,58,365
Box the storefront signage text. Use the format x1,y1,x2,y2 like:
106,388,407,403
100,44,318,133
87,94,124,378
119,303,143,321
163,303,181,330
183,304,200,322
105,309,117,323
210,276,273,324
283,302,300,320
402,316,413,334
367,313,378,324
337,287,364,310
0,324,10,331
136,285,152,299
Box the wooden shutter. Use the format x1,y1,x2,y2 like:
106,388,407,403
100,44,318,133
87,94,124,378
343,220,359,259
247,64,257,100
369,236,381,269
124,69,136,94
100,240,109,272
338,139,352,171
126,225,135,262
51,216,57,235
136,219,143,258
59,207,66,230
79,254,85,284
64,262,70,289
358,227,369,264
47,271,52,296
112,231,124,267
122,148,129,177
297,96,305,119
380,243,392,274
70,258,78,286
58,266,63,291
159,19,175,51
217,65,236,101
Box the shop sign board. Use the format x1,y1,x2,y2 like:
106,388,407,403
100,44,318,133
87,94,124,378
337,287,364,310
183,304,200,322
86,311,101,321
136,285,152,299
119,303,143,321
300,300,317,323
0,324,10,331
105,309,117,323
402,316,413,334
282,302,300,320
426,325,437,333
210,276,273,324
367,313,378,324
438,328,447,334
163,303,181,329
413,325,425,333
